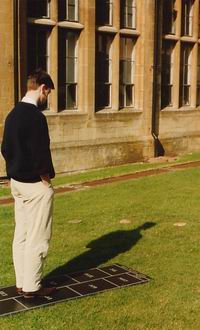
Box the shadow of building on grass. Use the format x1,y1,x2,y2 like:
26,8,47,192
44,221,156,280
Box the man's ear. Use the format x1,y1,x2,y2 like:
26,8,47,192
40,84,46,94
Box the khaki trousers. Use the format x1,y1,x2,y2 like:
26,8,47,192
10,179,54,292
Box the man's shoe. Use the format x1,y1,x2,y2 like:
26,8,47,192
16,287,23,295
23,287,57,299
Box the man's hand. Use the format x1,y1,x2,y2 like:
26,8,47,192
40,174,51,187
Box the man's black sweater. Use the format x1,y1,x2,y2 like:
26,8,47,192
1,102,55,182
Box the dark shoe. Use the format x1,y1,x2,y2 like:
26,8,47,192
23,287,57,299
16,287,23,295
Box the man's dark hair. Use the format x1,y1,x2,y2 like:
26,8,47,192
27,69,55,90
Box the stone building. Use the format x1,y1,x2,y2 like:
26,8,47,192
0,0,200,175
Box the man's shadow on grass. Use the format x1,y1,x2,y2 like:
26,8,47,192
44,221,156,279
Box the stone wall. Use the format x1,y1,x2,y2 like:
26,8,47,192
1,0,200,177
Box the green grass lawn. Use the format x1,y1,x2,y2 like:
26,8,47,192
1,152,200,198
1,163,200,328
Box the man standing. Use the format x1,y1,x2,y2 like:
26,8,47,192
1,69,56,298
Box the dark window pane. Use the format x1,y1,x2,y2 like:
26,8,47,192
95,34,112,109
126,85,133,106
119,84,133,107
197,86,200,105
162,57,171,86
119,85,124,107
58,30,78,110
183,65,189,84
120,38,134,85
161,85,172,108
180,45,191,106
58,0,78,21
120,37,134,60
66,57,76,83
66,84,76,108
96,0,112,26
119,37,134,108
120,0,136,29
27,26,49,73
68,6,75,20
162,65,171,84
197,47,200,105
68,0,76,20
96,56,110,83
58,0,66,20
163,0,176,34
66,33,76,57
127,14,132,27
95,84,110,108
58,86,66,110
161,42,174,108
182,86,190,105
120,60,133,84
181,0,193,36
27,0,50,18
27,26,49,109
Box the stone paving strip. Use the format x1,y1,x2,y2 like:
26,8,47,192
1,160,200,206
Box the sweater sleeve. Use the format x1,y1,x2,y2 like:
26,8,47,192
31,114,55,179
1,118,10,162
1,126,7,161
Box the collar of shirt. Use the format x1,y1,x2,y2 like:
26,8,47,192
21,96,37,107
